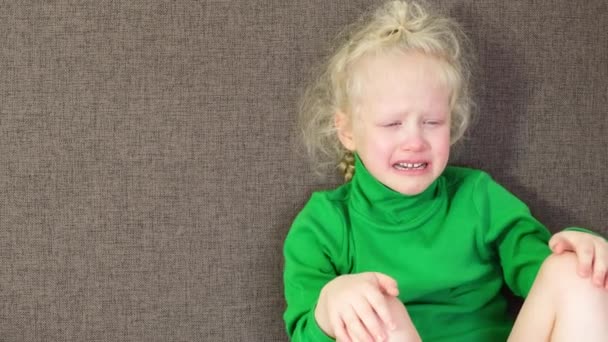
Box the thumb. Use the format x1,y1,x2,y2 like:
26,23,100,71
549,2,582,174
549,234,576,254
373,272,399,296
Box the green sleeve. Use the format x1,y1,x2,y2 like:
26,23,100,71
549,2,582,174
283,193,347,342
472,172,552,298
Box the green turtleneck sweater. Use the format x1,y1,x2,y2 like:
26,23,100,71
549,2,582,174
283,158,557,341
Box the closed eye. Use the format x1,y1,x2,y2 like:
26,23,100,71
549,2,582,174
424,120,443,126
382,122,401,127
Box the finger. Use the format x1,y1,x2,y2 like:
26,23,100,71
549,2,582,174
550,241,566,254
331,311,350,342
342,305,374,342
353,300,386,341
549,234,574,254
333,318,350,342
373,273,399,296
592,241,608,287
366,291,395,331
602,241,608,290
575,243,594,277
344,321,371,342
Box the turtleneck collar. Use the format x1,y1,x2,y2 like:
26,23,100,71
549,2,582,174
349,154,446,228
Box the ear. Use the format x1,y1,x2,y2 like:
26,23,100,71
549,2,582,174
334,111,356,151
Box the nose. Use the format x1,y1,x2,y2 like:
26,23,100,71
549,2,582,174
399,126,427,152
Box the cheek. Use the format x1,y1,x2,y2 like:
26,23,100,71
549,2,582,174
369,133,396,154
440,139,451,161
357,128,388,151
432,129,451,157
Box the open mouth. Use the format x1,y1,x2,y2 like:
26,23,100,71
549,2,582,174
393,162,428,171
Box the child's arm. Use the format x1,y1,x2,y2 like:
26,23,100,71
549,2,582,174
283,194,347,342
283,194,399,341
472,172,553,296
473,172,607,295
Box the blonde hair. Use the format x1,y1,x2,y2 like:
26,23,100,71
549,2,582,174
298,0,475,181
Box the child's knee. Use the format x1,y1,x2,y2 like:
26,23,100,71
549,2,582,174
539,252,577,277
537,252,600,294
384,296,421,342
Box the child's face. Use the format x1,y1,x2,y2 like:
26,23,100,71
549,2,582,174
337,51,451,195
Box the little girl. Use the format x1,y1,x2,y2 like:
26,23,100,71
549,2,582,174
283,1,608,341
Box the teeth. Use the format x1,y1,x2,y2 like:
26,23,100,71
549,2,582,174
394,162,427,170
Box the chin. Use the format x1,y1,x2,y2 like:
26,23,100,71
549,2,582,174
393,184,428,196
386,174,435,195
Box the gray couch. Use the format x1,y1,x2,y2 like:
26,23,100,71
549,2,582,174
1,1,606,341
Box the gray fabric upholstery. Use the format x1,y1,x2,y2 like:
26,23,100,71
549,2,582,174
1,1,606,341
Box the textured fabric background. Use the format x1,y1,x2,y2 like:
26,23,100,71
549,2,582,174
1,1,606,341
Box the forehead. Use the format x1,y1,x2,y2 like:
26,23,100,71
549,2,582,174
350,51,452,116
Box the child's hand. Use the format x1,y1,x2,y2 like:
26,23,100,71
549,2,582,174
549,231,608,288
314,272,399,342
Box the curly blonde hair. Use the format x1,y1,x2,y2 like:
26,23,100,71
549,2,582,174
298,0,475,181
